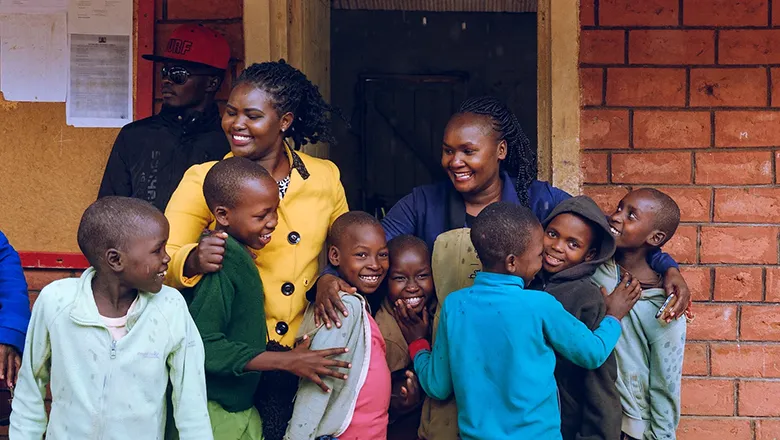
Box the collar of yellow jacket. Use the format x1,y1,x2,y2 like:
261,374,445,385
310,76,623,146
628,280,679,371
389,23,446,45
221,140,311,180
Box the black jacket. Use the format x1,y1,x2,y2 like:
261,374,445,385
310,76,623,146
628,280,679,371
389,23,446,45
529,196,621,440
97,104,230,211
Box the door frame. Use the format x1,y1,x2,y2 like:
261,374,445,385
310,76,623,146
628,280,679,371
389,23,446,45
243,0,581,195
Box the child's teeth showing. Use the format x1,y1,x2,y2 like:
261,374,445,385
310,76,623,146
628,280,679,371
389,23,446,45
404,297,423,307
610,226,621,236
359,275,380,283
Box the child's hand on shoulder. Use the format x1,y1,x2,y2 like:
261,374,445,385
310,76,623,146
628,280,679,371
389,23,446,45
393,300,429,344
602,271,641,320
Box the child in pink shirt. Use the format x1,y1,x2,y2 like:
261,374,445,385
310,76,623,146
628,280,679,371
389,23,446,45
285,212,391,440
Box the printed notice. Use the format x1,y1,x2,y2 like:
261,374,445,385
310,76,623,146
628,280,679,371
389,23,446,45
68,0,131,35
66,34,132,127
0,13,67,102
0,0,66,14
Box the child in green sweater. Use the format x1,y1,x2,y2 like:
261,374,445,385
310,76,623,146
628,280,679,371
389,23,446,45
191,157,350,440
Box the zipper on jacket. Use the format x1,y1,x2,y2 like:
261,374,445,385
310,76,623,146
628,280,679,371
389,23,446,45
110,340,117,359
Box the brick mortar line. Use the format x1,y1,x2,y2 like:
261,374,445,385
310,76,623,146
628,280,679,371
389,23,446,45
583,104,780,110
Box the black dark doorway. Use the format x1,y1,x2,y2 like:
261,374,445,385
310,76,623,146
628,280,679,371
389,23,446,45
331,10,538,212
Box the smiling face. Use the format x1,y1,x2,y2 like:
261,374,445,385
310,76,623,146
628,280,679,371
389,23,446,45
509,223,545,285
221,83,293,161
214,177,280,250
441,113,507,196
542,213,597,274
118,214,171,294
387,246,434,314
329,224,390,295
608,191,666,250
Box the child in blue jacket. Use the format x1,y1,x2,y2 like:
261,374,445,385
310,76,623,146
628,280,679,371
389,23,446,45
394,202,641,440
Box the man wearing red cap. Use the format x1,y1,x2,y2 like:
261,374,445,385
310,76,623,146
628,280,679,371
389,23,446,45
97,24,232,212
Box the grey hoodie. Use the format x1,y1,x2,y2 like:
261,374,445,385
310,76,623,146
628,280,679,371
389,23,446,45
529,196,621,440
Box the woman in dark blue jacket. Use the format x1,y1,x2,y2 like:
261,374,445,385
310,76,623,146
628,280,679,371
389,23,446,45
0,231,30,389
315,96,689,327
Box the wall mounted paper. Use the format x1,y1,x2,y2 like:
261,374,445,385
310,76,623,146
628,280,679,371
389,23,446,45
68,0,132,35
0,0,66,14
66,34,132,127
0,13,67,102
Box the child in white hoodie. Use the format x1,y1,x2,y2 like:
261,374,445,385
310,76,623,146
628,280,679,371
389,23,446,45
10,196,212,440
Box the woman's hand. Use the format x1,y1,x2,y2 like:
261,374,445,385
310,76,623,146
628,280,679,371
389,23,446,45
0,344,20,388
393,300,430,344
183,230,227,278
663,267,691,323
313,274,356,329
285,335,351,393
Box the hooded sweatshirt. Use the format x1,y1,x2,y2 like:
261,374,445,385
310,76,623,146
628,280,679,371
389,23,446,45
529,196,621,440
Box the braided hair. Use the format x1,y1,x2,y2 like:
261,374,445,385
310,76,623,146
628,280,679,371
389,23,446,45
457,96,537,207
235,59,337,148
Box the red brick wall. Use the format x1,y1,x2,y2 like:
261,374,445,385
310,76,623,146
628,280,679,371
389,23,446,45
580,0,780,437
152,0,244,114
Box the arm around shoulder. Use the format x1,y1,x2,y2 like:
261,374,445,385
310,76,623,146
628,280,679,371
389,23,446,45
164,162,217,289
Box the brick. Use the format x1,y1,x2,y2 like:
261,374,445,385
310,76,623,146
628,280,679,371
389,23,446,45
711,343,780,378
633,111,711,149
581,109,629,149
756,419,780,440
581,30,625,65
777,151,780,182
715,188,780,223
582,186,629,214
24,269,72,291
683,0,768,26
606,68,686,107
599,0,679,26
28,292,39,308
772,68,780,107
687,303,738,340
681,378,735,416
580,68,603,106
580,0,595,26
665,225,698,264
695,151,773,185
166,0,242,20
677,417,752,440
768,268,780,302
155,23,244,62
691,68,767,108
714,267,764,302
681,266,712,301
682,342,709,376
741,305,780,341
716,111,780,147
629,30,714,65
660,187,712,222
720,30,780,65
739,380,780,416
701,226,777,264
611,152,692,184
581,152,609,184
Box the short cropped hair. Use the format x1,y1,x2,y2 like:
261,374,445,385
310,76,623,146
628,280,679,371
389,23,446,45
328,211,383,248
203,157,275,211
78,196,165,266
388,234,429,262
634,188,681,246
470,202,541,268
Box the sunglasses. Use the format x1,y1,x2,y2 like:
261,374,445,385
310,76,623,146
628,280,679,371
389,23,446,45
161,66,212,85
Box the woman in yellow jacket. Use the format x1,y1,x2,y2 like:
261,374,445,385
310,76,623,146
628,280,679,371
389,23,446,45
164,60,352,439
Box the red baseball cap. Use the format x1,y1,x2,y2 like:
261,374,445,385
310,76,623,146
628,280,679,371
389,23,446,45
143,24,230,70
